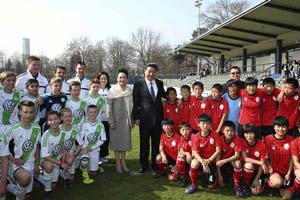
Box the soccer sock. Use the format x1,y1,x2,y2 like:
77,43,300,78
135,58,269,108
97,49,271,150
233,167,242,187
189,167,199,186
156,161,166,175
176,156,187,179
294,178,300,192
16,183,26,200
43,172,53,192
243,168,254,186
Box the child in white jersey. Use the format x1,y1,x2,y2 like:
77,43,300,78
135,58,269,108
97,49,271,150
0,134,9,200
39,111,68,199
80,105,106,184
6,101,41,200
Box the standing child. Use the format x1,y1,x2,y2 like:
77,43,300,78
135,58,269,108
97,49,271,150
6,101,41,200
155,119,181,179
39,111,69,199
80,105,106,184
163,87,180,133
60,108,83,187
291,128,300,196
264,116,294,199
185,114,221,194
0,71,20,133
176,122,193,187
216,121,243,197
207,83,229,133
178,85,191,127
240,123,268,196
189,82,209,133
0,133,9,200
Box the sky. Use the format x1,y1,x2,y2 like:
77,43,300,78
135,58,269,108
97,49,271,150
0,0,261,59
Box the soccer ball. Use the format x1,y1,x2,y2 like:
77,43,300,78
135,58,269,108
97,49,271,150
168,172,178,181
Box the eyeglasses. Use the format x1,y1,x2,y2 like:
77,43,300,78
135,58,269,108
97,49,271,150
231,72,240,75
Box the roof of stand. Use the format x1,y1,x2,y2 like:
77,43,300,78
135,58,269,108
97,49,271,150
175,0,300,58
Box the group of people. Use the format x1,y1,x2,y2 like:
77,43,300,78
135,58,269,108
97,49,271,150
1,54,300,200
0,56,134,200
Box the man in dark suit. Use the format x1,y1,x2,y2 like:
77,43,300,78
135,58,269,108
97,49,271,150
133,63,166,174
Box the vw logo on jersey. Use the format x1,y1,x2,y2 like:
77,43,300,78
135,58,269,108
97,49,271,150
52,144,62,156
3,100,16,111
51,104,62,112
63,139,74,150
87,133,97,143
22,140,34,152
73,109,83,119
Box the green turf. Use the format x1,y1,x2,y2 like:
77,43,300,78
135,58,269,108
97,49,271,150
15,127,280,200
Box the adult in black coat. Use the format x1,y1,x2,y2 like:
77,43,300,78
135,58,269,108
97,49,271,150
133,63,166,173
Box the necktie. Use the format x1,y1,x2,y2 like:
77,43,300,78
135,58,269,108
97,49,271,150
150,82,155,101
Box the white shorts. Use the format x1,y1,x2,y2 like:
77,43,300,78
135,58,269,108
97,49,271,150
9,164,34,193
81,150,99,172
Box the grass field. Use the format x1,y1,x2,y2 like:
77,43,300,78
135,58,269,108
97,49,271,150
15,127,281,200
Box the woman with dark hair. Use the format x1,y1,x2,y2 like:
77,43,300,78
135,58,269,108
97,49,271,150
97,72,111,164
107,69,133,173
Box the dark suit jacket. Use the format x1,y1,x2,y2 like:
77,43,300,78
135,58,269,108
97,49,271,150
133,79,166,129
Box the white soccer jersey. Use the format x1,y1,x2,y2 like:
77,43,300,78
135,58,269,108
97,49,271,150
6,123,41,167
0,134,9,157
84,94,105,121
20,94,40,124
60,125,83,154
98,88,109,121
41,129,65,160
81,120,106,152
67,76,90,98
15,71,49,96
0,89,20,132
65,98,86,131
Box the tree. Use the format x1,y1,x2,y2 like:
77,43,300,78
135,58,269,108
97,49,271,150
201,0,248,29
90,41,106,74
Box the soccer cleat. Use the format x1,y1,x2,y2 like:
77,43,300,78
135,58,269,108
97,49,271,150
235,186,244,197
242,186,251,196
179,177,187,187
43,191,51,200
82,170,94,184
207,181,217,189
99,166,105,173
63,179,71,190
185,185,198,194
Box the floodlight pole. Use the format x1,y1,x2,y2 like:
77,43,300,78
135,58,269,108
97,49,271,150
195,0,203,76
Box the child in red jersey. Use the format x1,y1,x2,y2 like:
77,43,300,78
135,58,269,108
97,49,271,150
176,122,193,187
189,81,209,133
291,130,300,195
178,85,191,126
260,78,281,138
185,114,221,194
240,124,268,196
278,78,300,137
155,119,181,179
238,77,264,139
164,87,180,133
207,83,229,133
216,121,243,197
264,116,294,199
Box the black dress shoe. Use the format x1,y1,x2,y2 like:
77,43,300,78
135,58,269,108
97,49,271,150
139,168,147,173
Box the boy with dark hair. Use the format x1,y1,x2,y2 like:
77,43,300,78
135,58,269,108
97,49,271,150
155,119,181,180
264,116,294,199
260,77,281,137
178,85,191,127
185,114,221,194
176,122,193,187
216,121,243,197
240,123,268,196
163,87,180,133
189,81,209,133
278,78,300,137
207,83,229,133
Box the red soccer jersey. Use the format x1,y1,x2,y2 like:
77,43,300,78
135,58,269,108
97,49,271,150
159,132,181,161
207,97,229,131
242,139,268,163
178,98,191,125
238,89,265,126
278,93,300,129
189,95,209,130
291,137,300,160
264,134,293,175
219,135,242,160
260,88,281,126
192,130,221,161
178,134,193,154
163,101,180,133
